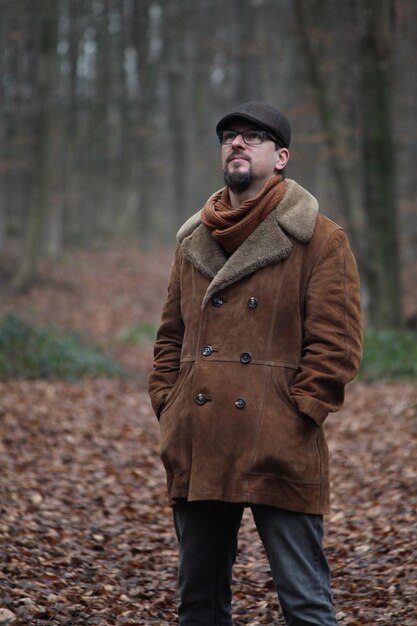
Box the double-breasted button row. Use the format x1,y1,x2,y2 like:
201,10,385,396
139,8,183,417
211,294,259,309
196,393,246,409
201,347,252,363
198,295,256,412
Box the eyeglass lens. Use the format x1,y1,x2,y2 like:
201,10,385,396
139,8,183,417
221,130,267,145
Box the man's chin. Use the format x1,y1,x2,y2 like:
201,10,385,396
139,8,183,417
224,170,252,193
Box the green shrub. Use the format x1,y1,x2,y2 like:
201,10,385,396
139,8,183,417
117,322,157,345
359,327,417,381
0,313,127,380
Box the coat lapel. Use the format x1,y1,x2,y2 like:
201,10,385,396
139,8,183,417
178,179,318,309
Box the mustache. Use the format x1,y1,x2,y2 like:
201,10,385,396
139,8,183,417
226,151,250,165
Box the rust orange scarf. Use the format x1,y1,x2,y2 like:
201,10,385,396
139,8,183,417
201,175,287,254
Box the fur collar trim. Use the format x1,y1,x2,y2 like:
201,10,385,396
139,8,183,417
177,179,318,308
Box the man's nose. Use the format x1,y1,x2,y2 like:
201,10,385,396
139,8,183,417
231,133,246,147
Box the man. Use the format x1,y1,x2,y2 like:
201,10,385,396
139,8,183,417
148,102,362,626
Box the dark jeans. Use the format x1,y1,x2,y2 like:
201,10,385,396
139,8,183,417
173,500,338,626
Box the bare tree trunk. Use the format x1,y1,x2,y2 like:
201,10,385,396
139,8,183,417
112,0,134,240
0,207,5,253
11,0,58,291
161,0,189,229
292,0,364,253
130,0,156,246
361,0,403,328
0,118,7,251
292,0,403,328
45,196,64,258
234,2,260,103
62,0,81,245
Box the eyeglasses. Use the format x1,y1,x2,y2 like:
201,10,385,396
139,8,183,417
218,129,277,146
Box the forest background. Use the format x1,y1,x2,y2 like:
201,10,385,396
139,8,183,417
0,0,416,328
0,1,416,625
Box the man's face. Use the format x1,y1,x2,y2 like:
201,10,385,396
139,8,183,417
220,122,288,193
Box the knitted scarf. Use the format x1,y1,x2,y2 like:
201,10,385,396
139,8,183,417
201,175,287,254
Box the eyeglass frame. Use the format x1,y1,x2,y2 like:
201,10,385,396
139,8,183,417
217,128,282,147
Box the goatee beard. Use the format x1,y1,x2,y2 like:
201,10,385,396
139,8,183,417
224,170,252,194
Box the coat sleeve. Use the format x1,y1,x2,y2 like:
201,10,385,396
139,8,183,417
148,244,185,419
290,229,363,425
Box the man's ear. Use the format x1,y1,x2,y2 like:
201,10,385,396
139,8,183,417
275,148,290,171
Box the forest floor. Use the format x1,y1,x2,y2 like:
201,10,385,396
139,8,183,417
0,247,416,626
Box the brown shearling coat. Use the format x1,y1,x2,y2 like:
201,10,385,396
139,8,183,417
148,180,362,514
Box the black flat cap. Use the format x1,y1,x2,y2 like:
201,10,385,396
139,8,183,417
216,101,291,148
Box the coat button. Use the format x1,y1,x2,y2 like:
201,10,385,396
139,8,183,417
196,393,208,405
240,352,252,364
201,345,213,357
248,297,258,309
235,398,246,409
212,295,224,307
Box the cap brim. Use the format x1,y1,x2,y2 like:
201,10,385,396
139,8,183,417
216,113,286,147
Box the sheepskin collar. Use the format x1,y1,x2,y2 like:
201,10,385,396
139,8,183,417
177,179,318,308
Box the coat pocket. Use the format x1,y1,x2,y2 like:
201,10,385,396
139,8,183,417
274,365,300,412
274,366,317,424
159,361,192,476
160,360,193,417
249,365,321,483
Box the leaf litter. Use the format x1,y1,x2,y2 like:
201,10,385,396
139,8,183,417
0,380,415,625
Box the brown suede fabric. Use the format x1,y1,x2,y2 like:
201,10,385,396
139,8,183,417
148,180,362,515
